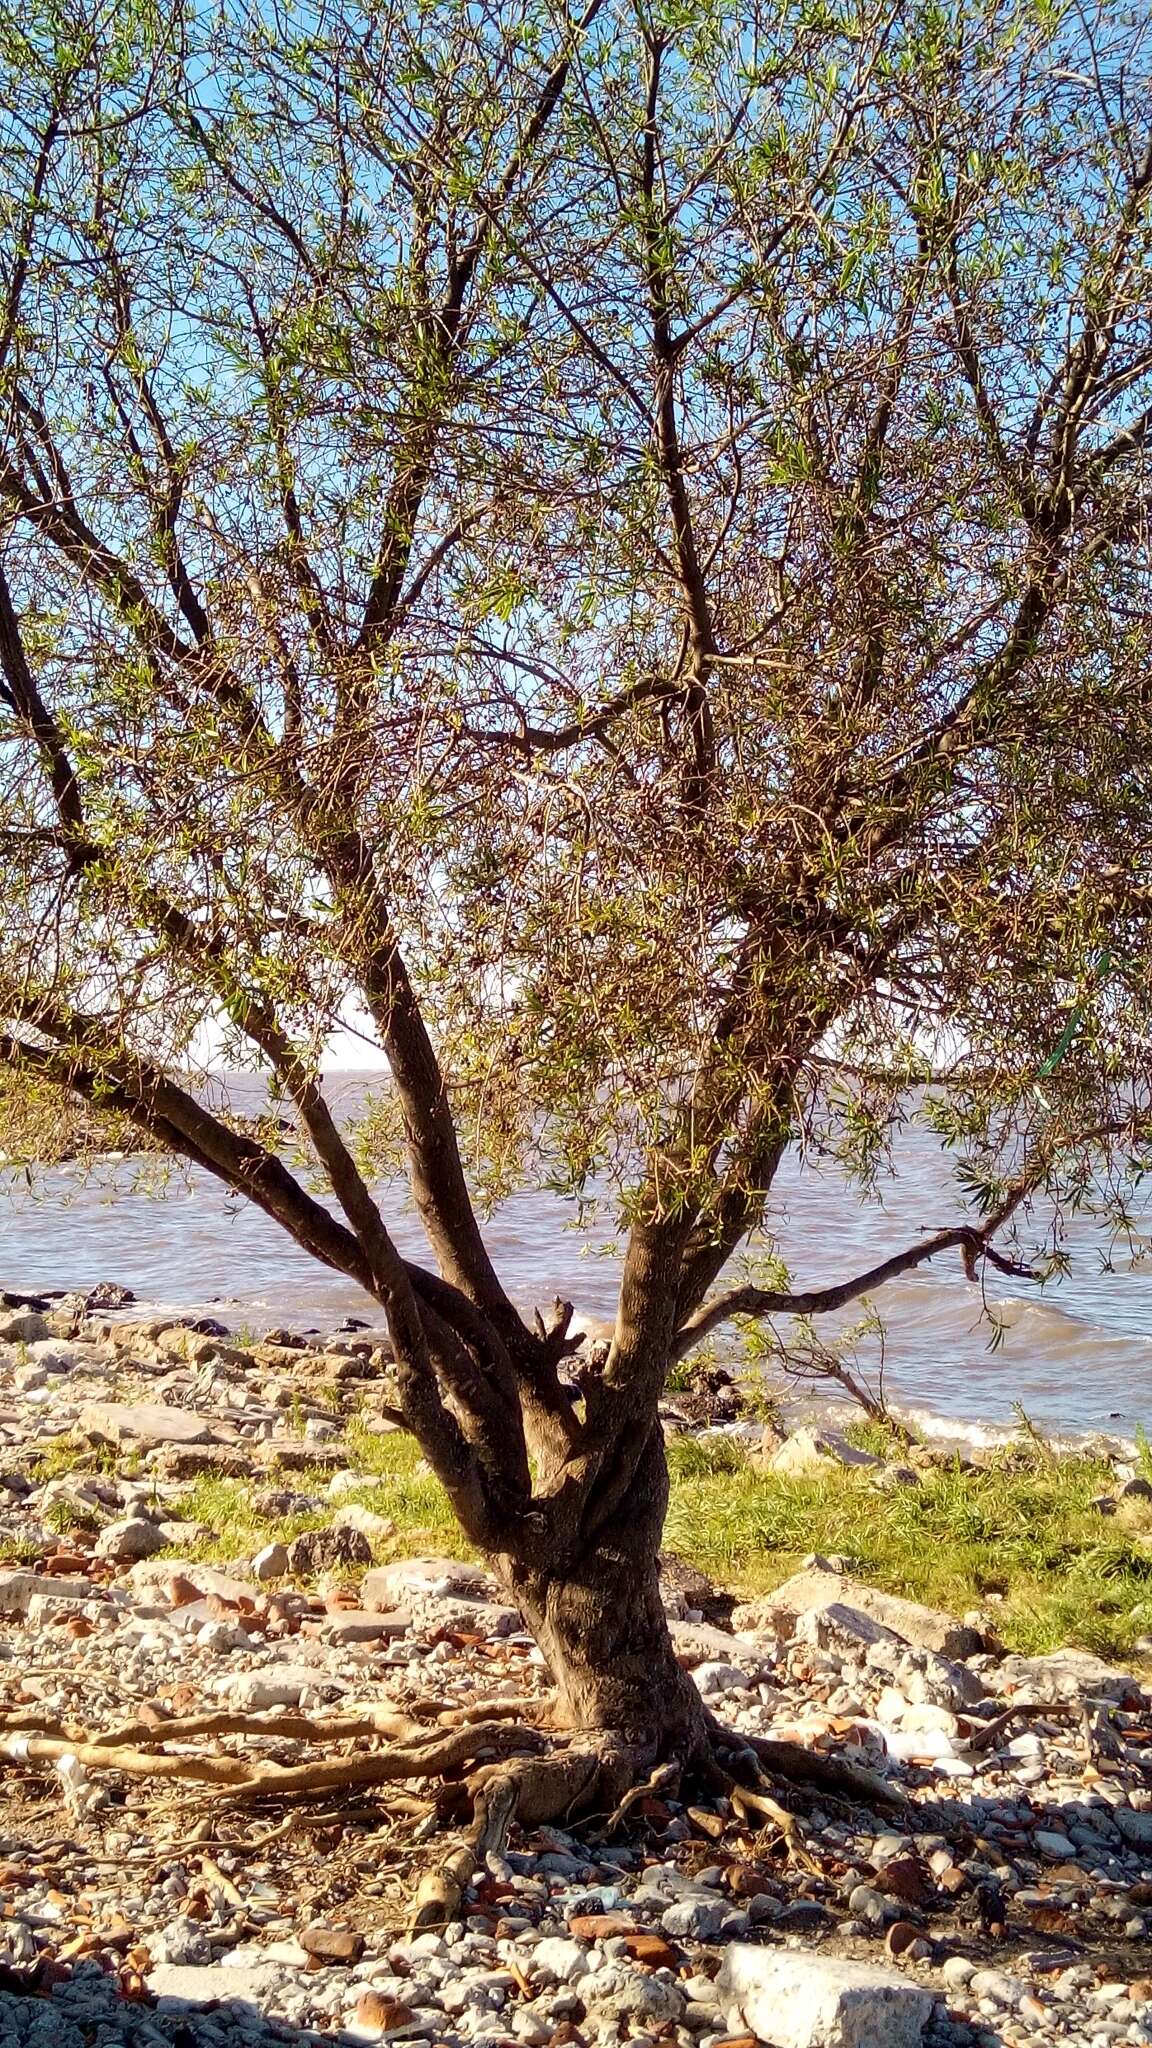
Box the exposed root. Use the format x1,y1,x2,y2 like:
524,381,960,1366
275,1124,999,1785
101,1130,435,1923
729,1783,819,1873
0,1684,911,1938
709,1716,907,1810
13,1696,555,1755
0,1717,546,1799
603,1761,680,1837
410,1771,519,1933
92,1706,429,1749
435,1696,557,1730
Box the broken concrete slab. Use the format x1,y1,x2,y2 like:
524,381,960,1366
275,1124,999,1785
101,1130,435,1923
361,1556,495,1607
317,1609,409,1645
147,1442,257,1478
734,1569,983,1661
670,1618,742,1666
127,1558,261,1607
717,1944,934,2048
78,1401,219,1448
998,1646,1145,1707
0,1569,102,1615
148,1960,293,2007
214,1665,348,1710
253,1438,347,1472
793,1601,903,1653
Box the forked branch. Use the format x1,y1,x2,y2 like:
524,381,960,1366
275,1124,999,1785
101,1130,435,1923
671,1192,1036,1360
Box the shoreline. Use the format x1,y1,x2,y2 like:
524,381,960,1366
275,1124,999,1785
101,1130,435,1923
6,1277,1144,1464
0,1300,1151,2046
2,1291,1152,1661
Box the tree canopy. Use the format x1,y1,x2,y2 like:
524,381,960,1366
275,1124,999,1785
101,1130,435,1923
1,0,1151,1726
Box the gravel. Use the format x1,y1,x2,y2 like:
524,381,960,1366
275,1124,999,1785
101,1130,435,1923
0,1313,1148,2046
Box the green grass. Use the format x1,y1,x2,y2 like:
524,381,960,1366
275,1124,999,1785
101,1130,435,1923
30,1416,1152,1661
664,1444,1152,1660
145,1428,467,1569
30,1438,129,1480
43,1499,101,1535
339,1422,467,1550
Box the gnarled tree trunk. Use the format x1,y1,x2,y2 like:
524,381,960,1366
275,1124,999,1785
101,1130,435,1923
496,1423,708,1757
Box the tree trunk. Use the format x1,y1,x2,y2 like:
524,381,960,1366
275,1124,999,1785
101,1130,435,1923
496,1424,708,1756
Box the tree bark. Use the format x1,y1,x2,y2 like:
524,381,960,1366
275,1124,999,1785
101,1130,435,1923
497,1428,707,1756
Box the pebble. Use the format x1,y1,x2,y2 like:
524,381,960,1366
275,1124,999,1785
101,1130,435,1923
0,1318,1148,2048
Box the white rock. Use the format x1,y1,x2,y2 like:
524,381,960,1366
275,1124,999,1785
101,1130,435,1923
1007,1732,1043,1758
0,1569,96,1614
511,2015,551,2044
94,1516,166,1563
795,1603,902,1654
969,1969,1029,2006
579,1965,684,2022
215,1667,340,1711
661,1898,731,1941
252,1542,289,1581
362,1557,495,1608
999,1648,1144,1707
717,1945,933,2048
876,1694,957,1735
692,1661,755,1698
327,1470,369,1500
149,1961,291,2004
670,1620,748,1665
736,1570,983,1660
768,1427,883,1478
335,1502,397,1541
528,1938,588,1984
881,1725,957,1762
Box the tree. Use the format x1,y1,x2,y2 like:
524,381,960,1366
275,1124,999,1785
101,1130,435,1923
1,0,1151,1829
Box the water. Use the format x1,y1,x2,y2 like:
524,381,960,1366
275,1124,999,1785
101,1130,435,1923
4,1079,1152,1441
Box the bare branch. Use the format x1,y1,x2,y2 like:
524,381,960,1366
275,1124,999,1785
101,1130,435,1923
671,1196,1037,1360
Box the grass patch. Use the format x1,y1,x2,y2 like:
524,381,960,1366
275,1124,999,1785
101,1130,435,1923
173,1474,334,1557
339,1423,467,1554
664,1447,1152,1659
333,1430,1152,1658
667,1434,750,1480
29,1438,127,1480
35,1410,1149,1660
159,1428,468,1570
43,1499,101,1535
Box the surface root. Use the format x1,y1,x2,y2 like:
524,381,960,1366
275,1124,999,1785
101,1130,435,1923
0,1691,908,1927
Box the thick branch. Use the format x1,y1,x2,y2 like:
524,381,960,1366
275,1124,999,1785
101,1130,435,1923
0,1016,510,1543
672,1198,1035,1360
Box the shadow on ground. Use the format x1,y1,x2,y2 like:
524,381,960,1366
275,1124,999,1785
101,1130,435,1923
0,1971,365,2046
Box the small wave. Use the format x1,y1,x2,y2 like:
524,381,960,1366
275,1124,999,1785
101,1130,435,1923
900,1400,1141,1460
985,1294,1091,1334
790,1386,1141,1460
566,1309,615,1343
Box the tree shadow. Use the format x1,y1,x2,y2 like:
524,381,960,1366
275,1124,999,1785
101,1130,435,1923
0,1965,368,2046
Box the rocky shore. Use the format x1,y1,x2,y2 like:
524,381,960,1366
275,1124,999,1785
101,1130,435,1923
0,1298,1149,2048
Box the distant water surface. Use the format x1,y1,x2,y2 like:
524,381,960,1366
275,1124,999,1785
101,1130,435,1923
3,1077,1152,1441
